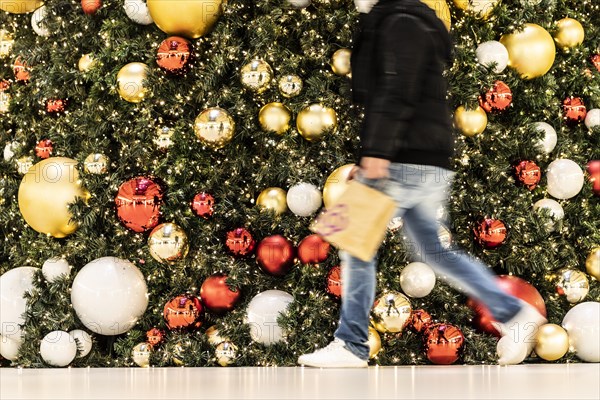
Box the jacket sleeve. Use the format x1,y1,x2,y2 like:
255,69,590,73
359,15,430,160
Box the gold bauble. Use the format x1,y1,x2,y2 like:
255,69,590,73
454,106,487,137
78,54,96,72
421,0,451,31
215,341,237,366
148,222,189,264
206,326,227,346
554,18,584,50
371,291,412,333
556,268,589,303
147,0,223,39
331,48,351,76
117,62,148,103
586,248,600,280
155,126,174,151
296,103,338,142
131,342,152,368
368,326,381,359
257,187,287,215
322,164,354,208
453,0,498,19
500,23,556,79
83,153,109,174
0,0,43,14
534,324,569,361
0,91,10,114
278,74,303,98
240,59,273,94
258,102,291,134
18,157,87,238
194,107,235,149
0,29,15,57
16,156,33,174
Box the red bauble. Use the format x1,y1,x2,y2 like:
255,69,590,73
81,0,102,14
478,81,512,113
115,177,163,233
424,323,464,365
256,235,295,277
469,275,547,337
191,192,215,219
591,54,600,73
0,80,9,91
146,327,165,347
200,274,241,313
326,265,342,299
588,160,600,196
410,309,433,333
473,217,508,249
156,36,192,74
297,234,330,264
514,160,541,190
163,294,204,330
35,139,53,159
225,228,255,256
13,57,30,82
45,99,67,114
562,97,587,124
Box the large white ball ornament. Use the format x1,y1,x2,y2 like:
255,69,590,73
584,108,599,130
399,262,436,298
71,257,148,336
562,302,600,362
533,199,564,232
40,330,77,367
31,6,49,37
286,182,322,217
533,122,557,154
0,335,22,361
0,267,38,341
42,257,71,282
475,41,509,73
69,330,92,358
124,0,154,25
287,0,311,8
546,159,584,199
245,290,294,345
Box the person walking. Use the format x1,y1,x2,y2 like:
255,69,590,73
297,0,547,368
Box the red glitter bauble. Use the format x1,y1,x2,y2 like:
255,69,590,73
163,294,204,330
514,160,541,190
200,274,241,313
473,217,508,249
45,99,67,114
13,57,30,82
326,265,342,299
562,96,587,124
256,235,295,277
115,177,163,233
156,36,192,74
410,309,433,333
146,327,165,347
297,234,330,264
478,81,512,113
225,228,255,256
191,192,215,219
81,0,102,15
587,160,600,196
424,323,464,365
35,139,53,159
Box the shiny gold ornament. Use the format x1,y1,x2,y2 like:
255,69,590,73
323,163,354,208
586,248,600,280
155,126,174,151
18,157,87,238
78,54,96,72
194,107,235,149
556,268,589,303
240,59,273,94
296,103,338,142
0,91,9,114
0,29,14,57
147,0,223,39
368,326,381,359
371,291,412,333
148,222,189,264
16,156,33,174
215,341,237,366
534,324,569,361
257,187,287,215
131,342,151,367
554,18,584,50
0,0,43,14
452,0,498,19
83,153,109,174
500,23,555,79
421,0,451,31
454,106,487,137
331,48,351,76
278,74,303,98
258,102,291,134
117,62,148,103
206,326,227,346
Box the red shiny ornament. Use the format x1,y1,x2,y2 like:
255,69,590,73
191,192,215,219
424,323,464,365
469,275,547,337
297,234,330,264
562,97,587,124
200,274,241,313
256,235,295,277
410,309,433,333
591,54,600,73
326,265,342,299
163,294,204,330
478,81,512,113
45,99,67,114
156,36,192,74
473,217,508,249
587,160,600,196
35,139,53,159
225,228,255,256
115,177,163,233
514,160,541,190
81,0,102,14
146,328,165,347
13,57,30,82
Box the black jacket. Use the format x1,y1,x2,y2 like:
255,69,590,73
351,0,454,169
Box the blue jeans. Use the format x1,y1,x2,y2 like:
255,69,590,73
334,163,522,360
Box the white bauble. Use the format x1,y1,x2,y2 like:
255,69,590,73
533,122,557,154
245,290,293,345
31,6,49,37
399,262,436,298
71,257,148,335
124,0,154,25
42,257,71,282
562,302,600,362
3,142,18,161
546,159,584,200
288,0,311,8
69,330,92,358
40,330,77,367
286,182,322,217
533,199,564,232
496,335,529,365
475,41,509,73
584,108,600,130
131,342,151,367
0,267,38,341
0,335,22,361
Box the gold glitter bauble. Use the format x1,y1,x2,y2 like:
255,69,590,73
194,107,235,149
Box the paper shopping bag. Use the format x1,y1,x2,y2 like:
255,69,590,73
310,180,396,262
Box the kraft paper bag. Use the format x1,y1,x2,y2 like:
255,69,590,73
310,180,396,262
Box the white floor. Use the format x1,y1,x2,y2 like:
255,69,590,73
1,364,598,400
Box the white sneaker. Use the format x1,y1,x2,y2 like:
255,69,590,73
494,301,547,365
297,338,368,368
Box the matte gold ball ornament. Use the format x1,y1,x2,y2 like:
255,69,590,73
148,222,189,264
323,163,355,208
454,106,487,137
258,102,291,134
147,0,223,39
194,107,235,149
500,23,556,79
278,74,303,98
0,0,43,14
331,48,351,76
240,59,273,94
117,62,149,103
371,291,412,333
296,104,338,142
554,18,584,50
0,29,15,57
257,187,287,215
534,323,569,361
586,248,600,280
78,54,96,72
